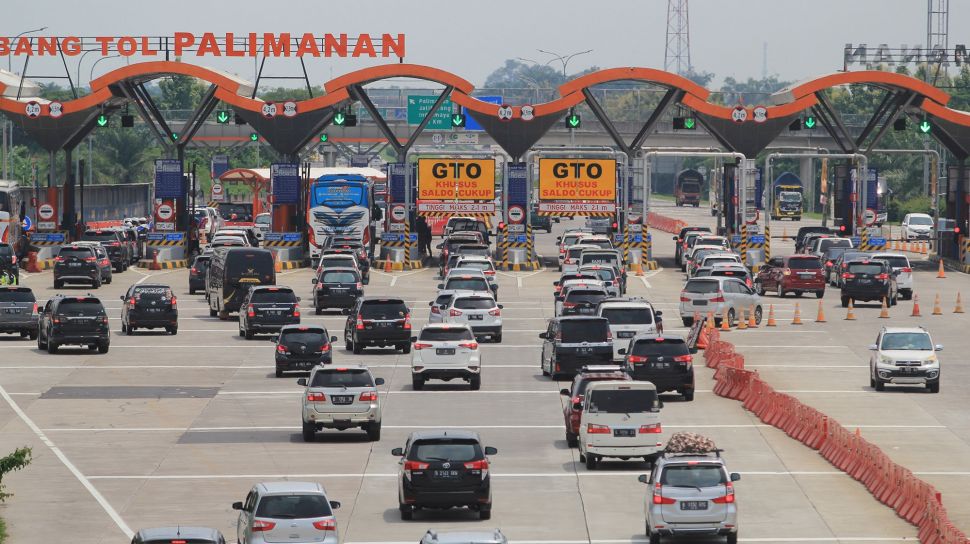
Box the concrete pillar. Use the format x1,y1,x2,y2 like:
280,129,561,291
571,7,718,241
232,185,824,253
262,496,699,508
800,157,815,213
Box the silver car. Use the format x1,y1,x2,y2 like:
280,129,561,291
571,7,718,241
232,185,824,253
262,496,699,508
578,265,622,297
596,299,660,360
678,277,762,327
442,293,503,342
233,481,341,544
640,452,741,544
411,323,483,390
562,244,600,275
298,365,385,441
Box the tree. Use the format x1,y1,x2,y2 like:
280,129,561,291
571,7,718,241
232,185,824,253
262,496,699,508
92,128,159,184
157,75,208,112
717,76,791,105
0,447,31,502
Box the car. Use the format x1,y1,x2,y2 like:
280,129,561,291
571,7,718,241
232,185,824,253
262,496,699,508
392,429,497,520
578,264,622,297
556,279,607,312
438,233,486,273
71,241,113,284
428,292,459,324
705,263,753,288
557,229,593,270
453,243,491,260
559,365,632,447
208,237,248,249
117,226,142,262
901,212,934,240
840,259,897,307
673,227,712,266
344,297,412,354
871,253,914,300
795,226,833,253
828,250,870,287
0,286,38,339
619,333,695,400
446,267,499,300
411,324,482,390
313,267,363,313
239,285,301,339
207,247,276,318
189,253,211,294
540,316,613,380
683,236,729,270
585,216,613,235
561,244,600,275
695,253,742,277
275,324,337,377
679,277,762,327
37,295,110,354
232,482,341,544
530,209,553,232
455,256,497,280
553,273,599,302
445,217,489,240
80,229,130,271
254,212,271,239
120,284,178,335
0,243,19,284
597,298,660,360
754,255,825,298
800,232,833,255
438,274,492,297
325,242,371,284
420,529,509,544
560,285,609,316
820,246,852,280
811,236,853,257
684,245,729,276
868,327,942,393
298,364,384,440
578,248,627,290
192,206,224,240
53,244,102,288
131,526,226,544
641,451,741,544
215,227,260,247
441,293,503,342
578,380,662,469
576,234,615,250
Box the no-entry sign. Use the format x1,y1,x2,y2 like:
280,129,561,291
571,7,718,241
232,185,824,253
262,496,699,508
390,205,406,222
538,159,616,201
507,205,525,224
38,203,55,220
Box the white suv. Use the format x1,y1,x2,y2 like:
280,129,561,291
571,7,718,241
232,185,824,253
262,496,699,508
442,293,503,342
298,365,385,441
596,299,660,361
871,253,913,300
869,327,942,393
411,324,482,390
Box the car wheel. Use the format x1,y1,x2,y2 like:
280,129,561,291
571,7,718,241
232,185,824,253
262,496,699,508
816,290,825,299
928,381,940,394
779,288,786,298
121,322,127,334
189,288,195,295
566,432,578,448
874,379,885,392
585,454,598,470
470,376,481,390
681,317,694,327
127,324,136,335
794,291,803,298
275,368,283,378
315,307,322,315
93,278,101,288
47,342,57,354
209,308,217,317
54,280,63,289
244,328,253,340
841,296,849,308
891,293,898,306
401,343,411,354
727,309,736,327
366,422,381,441
870,375,876,388
302,421,315,442
399,505,413,521
682,389,695,401
167,326,178,335
493,334,502,343
352,338,363,354
479,508,491,520
649,532,661,544
754,306,763,325
28,330,37,341
412,376,424,390
97,342,109,354
727,533,738,544
755,281,765,296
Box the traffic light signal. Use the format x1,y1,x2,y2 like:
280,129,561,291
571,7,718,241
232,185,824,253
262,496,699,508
565,113,581,129
319,133,329,143
95,114,109,128
803,115,817,129
216,110,232,124
893,118,907,131
171,132,179,141
918,119,932,134
333,112,357,127
249,132,259,142
121,114,134,128
451,113,466,128
672,116,696,130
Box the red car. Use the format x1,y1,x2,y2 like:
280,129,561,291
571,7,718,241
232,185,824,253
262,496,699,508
754,255,826,298
559,366,632,447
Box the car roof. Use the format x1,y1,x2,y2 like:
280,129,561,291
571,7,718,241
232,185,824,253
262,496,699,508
456,256,492,262
633,332,686,342
656,453,727,467
585,379,656,391
134,284,171,289
251,285,294,291
280,324,326,332
556,315,609,322
421,323,474,331
882,327,928,334
423,530,507,544
598,299,652,309
361,296,407,303
258,481,326,494
408,429,482,441
871,253,907,258
135,527,223,541
313,363,368,372
320,267,359,273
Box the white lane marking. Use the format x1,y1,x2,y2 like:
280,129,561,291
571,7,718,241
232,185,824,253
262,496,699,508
343,539,913,544
746,365,867,369
0,363,542,370
638,276,651,289
0,384,134,539
389,268,428,287
216,390,563,396
733,345,849,349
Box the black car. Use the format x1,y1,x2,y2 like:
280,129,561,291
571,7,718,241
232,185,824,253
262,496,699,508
274,324,337,377
392,429,497,520
189,254,211,294
117,226,141,262
325,243,370,283
239,285,301,339
75,243,113,285
560,287,609,316
530,209,553,232
80,229,130,272
618,333,695,401
120,284,178,335
131,527,226,544
673,226,711,266
840,259,898,307
37,295,110,353
539,316,613,380
0,243,19,284
344,297,411,354
53,244,102,288
0,286,38,339
313,267,362,313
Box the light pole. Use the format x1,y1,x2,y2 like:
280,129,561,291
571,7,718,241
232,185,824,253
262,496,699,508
536,49,592,144
3,26,47,180
6,27,47,72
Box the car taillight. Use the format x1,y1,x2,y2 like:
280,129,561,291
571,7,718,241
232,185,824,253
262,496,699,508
83,257,97,262
55,256,64,262
99,316,109,325
31,303,38,315
628,355,648,364
306,392,326,402
190,267,198,274
404,460,429,480
449,309,462,317
842,273,855,279
430,306,440,315
277,345,287,354
674,354,693,366
464,459,489,477
902,267,912,273
320,343,331,352
653,483,677,505
128,297,136,306
488,308,501,316
587,423,611,434
712,482,736,504
746,278,753,288
562,302,577,308
639,423,662,434
247,304,255,318
876,273,889,280
9,255,15,264
293,305,301,317
252,519,276,532
484,270,495,276
710,291,726,303
679,293,690,302
356,314,364,330
826,261,833,267
413,342,433,350
313,519,337,531
170,296,177,309
459,341,479,350
404,313,411,329
359,391,378,402
356,282,363,289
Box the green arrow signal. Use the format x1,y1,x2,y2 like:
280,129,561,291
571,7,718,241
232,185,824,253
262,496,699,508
567,114,580,128
216,111,230,123
919,120,932,134
333,112,346,126
804,116,816,129
171,132,179,141
96,115,108,127
249,132,259,142
683,117,696,129
319,133,329,143
451,113,465,127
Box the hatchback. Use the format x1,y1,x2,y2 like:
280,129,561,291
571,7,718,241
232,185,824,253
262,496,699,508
233,481,340,544
441,293,503,342
298,365,384,441
132,526,226,544
871,253,913,300
239,286,301,339
411,324,482,390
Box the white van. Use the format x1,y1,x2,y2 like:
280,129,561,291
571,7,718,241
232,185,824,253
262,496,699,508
578,380,662,470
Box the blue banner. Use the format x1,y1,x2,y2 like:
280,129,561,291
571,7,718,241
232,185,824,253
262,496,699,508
750,235,766,244
271,163,301,205
389,163,406,204
211,155,230,179
154,159,184,199
507,162,528,208
464,96,502,131
31,232,64,243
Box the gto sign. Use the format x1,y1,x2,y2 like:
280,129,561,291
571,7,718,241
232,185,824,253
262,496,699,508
417,158,495,201
538,159,617,201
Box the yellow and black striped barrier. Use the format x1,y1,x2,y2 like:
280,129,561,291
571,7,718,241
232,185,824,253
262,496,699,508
740,225,748,264
263,239,301,248
961,236,969,274
30,231,70,246
764,225,771,263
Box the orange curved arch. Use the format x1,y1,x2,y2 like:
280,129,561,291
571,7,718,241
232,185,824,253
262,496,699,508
921,100,970,127
450,91,584,118
0,88,115,116
324,64,474,95
90,60,252,96
682,94,817,121
558,67,710,100
214,87,350,113
780,71,950,106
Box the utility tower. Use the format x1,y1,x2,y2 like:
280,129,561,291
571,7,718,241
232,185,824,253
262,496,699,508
664,0,691,75
927,0,949,52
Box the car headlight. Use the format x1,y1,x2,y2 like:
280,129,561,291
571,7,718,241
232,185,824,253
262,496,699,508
878,356,895,366
923,355,937,364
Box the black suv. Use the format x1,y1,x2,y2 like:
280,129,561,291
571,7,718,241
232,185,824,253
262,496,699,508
312,267,362,313
188,253,211,294
618,333,695,401
0,243,19,284
239,285,301,339
324,243,370,284
539,316,613,380
392,429,497,520
560,286,609,316
840,259,898,307
37,295,110,353
344,297,411,354
53,245,102,288
80,229,129,272
120,284,178,335
274,324,337,377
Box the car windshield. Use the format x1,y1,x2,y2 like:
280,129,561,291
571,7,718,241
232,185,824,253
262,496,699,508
420,328,475,341
0,289,34,303
311,369,374,387
582,268,616,282
685,280,719,294
601,308,652,325
361,301,407,319
454,297,495,310
847,263,884,275
565,290,607,304
58,247,94,259
788,257,822,270
587,388,658,413
561,234,583,247
281,331,327,344
567,247,590,259
56,300,103,316
255,494,332,519
255,215,270,225
322,271,357,283
875,256,910,269
819,239,852,251
411,439,483,462
133,286,172,300
457,261,492,272
446,278,489,291
661,465,727,487
250,289,296,304
909,216,933,226
561,320,609,342
703,257,737,266
323,257,356,268
82,231,116,241
779,191,801,202
881,333,933,350
632,339,688,356
696,238,725,247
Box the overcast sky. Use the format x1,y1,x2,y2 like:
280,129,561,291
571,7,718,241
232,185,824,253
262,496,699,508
5,0,966,89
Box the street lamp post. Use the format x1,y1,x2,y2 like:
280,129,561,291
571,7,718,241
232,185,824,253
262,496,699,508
536,49,592,145
3,27,48,180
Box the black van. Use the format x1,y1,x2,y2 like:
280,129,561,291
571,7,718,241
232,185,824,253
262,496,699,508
539,316,613,380
206,247,276,319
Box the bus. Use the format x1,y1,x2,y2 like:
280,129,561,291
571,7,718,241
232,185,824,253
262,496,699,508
206,247,276,319
307,174,382,266
0,180,26,247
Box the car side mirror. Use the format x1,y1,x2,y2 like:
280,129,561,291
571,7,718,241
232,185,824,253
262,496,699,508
935,344,944,351
560,388,570,396
498,304,504,309
330,335,338,342
437,284,444,289
296,297,302,302
556,237,562,243
638,474,649,484
232,501,244,510
391,447,404,456
119,295,125,300
311,278,318,284
484,446,498,455
553,281,560,286
329,500,341,510
868,344,878,351
672,236,678,241
410,336,418,343
297,378,308,386
655,310,663,316
435,243,443,249
375,378,385,386
341,308,351,315
538,332,548,339
617,348,627,355
730,472,741,482
428,301,434,306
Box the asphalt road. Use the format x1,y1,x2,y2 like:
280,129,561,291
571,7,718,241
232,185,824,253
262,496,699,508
0,202,966,543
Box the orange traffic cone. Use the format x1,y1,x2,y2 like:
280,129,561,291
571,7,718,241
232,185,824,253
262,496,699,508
737,309,748,330
879,297,890,318
766,304,777,326
921,242,929,255
747,304,757,328
937,259,946,279
932,294,943,315
720,307,731,331
782,227,788,240
791,302,803,325
150,249,161,271
815,300,827,323
845,299,856,320
955,293,965,314
384,257,393,273
911,294,921,317
903,240,910,252
274,250,283,273
706,311,715,330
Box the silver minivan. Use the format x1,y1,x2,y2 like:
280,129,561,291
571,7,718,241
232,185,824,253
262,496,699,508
678,277,762,327
233,481,341,544
596,299,660,360
578,380,663,470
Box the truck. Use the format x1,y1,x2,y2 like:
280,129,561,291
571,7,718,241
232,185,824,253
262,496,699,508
769,172,804,221
674,169,703,207
306,174,382,267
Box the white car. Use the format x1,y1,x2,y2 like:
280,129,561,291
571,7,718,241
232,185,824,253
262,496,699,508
441,293,503,342
557,230,593,269
578,380,663,470
871,253,913,300
411,323,482,390
298,364,384,441
447,266,499,300
562,244,600,275
254,212,271,240
596,299,660,361
868,327,942,393
576,234,614,250
901,213,934,240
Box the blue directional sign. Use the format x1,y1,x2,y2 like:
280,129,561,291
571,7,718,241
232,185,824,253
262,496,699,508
464,96,502,131
389,163,406,204
634,234,643,243
731,235,742,244
21,216,31,231
381,232,403,242
154,159,184,199
211,155,230,179
271,163,301,205
870,237,886,246
750,235,766,244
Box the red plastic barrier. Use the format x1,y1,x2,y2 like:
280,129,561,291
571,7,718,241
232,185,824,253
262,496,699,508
647,212,688,234
86,220,123,229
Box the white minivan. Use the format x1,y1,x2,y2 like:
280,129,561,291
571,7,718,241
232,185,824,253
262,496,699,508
578,380,663,470
901,213,934,240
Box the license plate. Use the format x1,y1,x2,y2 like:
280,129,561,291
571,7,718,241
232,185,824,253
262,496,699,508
331,288,348,293
468,314,483,321
618,331,636,338
433,470,460,479
651,362,671,369
680,501,708,510
296,362,313,368
436,348,455,355
147,308,162,313
798,272,814,277
69,262,81,267
858,279,871,284
899,366,916,373
268,310,282,316
613,428,635,437
692,300,707,306
4,308,20,314
577,347,592,354
579,308,594,314
331,395,354,405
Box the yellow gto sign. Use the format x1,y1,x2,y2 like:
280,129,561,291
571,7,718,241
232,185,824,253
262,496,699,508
538,159,616,201
418,158,495,200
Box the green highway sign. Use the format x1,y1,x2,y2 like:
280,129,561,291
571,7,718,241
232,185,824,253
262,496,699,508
565,113,581,129
96,114,109,127
803,116,817,129
407,95,453,130
216,110,231,124
919,120,932,134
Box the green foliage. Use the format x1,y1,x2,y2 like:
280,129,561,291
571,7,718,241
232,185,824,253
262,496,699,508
0,515,6,543
717,76,791,105
887,195,940,223
157,74,208,111
258,86,325,102
0,447,32,502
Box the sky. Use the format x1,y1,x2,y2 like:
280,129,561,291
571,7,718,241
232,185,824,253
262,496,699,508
3,0,966,90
